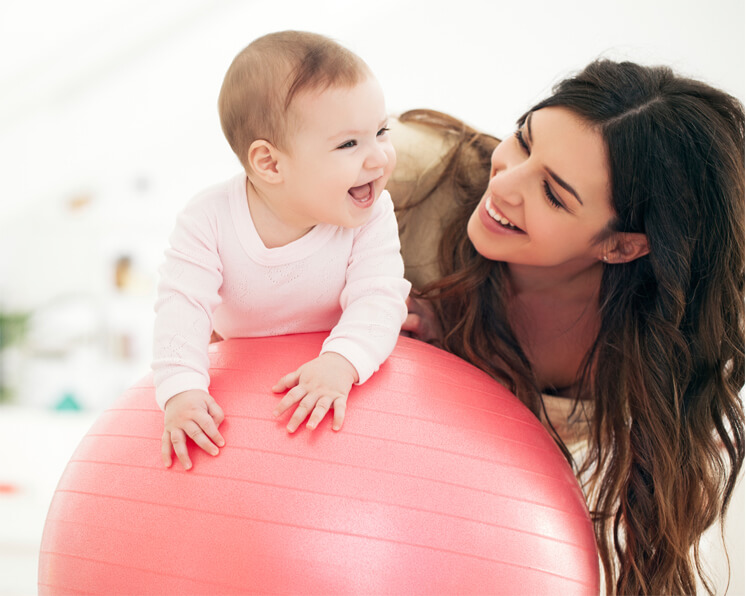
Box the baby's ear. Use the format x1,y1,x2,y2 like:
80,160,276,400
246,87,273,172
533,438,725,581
600,232,650,264
247,140,282,183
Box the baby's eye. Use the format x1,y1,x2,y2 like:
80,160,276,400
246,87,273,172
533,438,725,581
337,140,357,149
377,126,390,137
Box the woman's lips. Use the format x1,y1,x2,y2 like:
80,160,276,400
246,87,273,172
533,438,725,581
478,196,525,234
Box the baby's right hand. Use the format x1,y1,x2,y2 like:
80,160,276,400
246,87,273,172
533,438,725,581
162,389,225,470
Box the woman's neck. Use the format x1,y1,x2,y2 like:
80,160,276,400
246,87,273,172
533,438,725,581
506,260,604,300
505,261,605,395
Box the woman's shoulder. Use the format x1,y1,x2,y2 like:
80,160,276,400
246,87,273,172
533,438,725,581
388,114,458,188
388,110,498,207
387,111,498,290
387,114,462,289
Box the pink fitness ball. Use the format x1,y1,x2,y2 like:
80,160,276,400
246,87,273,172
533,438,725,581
38,333,599,595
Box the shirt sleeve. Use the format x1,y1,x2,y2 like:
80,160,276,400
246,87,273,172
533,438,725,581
151,197,224,409
320,191,411,383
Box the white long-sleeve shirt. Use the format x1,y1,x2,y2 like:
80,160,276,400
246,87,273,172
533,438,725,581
152,173,411,409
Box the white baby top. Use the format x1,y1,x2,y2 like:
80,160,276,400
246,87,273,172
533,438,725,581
152,173,411,409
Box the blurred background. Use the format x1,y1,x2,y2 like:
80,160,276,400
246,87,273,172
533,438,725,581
0,0,743,594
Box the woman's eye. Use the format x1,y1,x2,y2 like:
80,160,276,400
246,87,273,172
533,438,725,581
514,129,530,153
543,181,565,210
514,129,566,211
338,140,357,149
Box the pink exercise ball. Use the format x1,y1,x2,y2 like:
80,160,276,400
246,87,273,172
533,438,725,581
39,333,599,595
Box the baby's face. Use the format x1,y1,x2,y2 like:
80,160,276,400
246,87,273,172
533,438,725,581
276,75,396,230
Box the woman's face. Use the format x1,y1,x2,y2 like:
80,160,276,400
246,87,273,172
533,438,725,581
467,107,615,271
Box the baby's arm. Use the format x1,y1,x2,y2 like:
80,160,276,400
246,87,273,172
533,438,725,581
272,192,410,432
153,194,225,466
271,352,358,432
321,191,411,382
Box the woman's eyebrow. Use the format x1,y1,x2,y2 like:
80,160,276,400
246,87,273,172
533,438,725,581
526,112,584,206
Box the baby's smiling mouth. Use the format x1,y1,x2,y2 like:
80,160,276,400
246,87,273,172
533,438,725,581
348,182,374,204
486,197,523,232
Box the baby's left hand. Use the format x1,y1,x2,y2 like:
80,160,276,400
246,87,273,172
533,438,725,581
272,352,358,433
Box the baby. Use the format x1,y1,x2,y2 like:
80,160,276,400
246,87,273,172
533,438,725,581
152,31,410,470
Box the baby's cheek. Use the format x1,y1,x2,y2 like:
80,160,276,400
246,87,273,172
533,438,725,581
387,145,397,169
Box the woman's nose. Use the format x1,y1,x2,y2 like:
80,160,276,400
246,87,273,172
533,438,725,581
488,168,524,206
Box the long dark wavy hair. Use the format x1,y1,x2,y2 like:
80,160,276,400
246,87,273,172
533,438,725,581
402,60,745,595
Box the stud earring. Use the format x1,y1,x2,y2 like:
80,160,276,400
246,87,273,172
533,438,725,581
602,255,608,262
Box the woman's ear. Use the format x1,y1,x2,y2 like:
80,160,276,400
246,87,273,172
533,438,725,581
600,232,650,264
247,140,283,183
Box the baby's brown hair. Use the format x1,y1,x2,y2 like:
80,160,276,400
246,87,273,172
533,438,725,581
218,30,370,169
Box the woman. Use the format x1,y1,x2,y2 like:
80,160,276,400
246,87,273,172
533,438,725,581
388,60,744,595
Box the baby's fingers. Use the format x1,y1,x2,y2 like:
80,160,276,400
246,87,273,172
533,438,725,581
167,427,193,471
306,395,335,431
273,384,307,419
161,430,174,468
194,407,225,449
184,418,222,458
272,369,301,393
286,392,325,433
206,396,226,427
331,398,347,432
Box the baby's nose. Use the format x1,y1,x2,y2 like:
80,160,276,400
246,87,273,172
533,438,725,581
365,145,389,169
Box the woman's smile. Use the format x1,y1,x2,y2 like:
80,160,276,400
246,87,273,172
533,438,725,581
485,196,523,231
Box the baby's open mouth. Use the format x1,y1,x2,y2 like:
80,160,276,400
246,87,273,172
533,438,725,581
348,182,374,204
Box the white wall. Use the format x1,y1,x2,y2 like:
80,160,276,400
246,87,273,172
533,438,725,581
1,0,743,310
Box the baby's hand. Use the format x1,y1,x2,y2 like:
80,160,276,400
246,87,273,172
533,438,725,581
162,389,225,470
272,352,358,433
